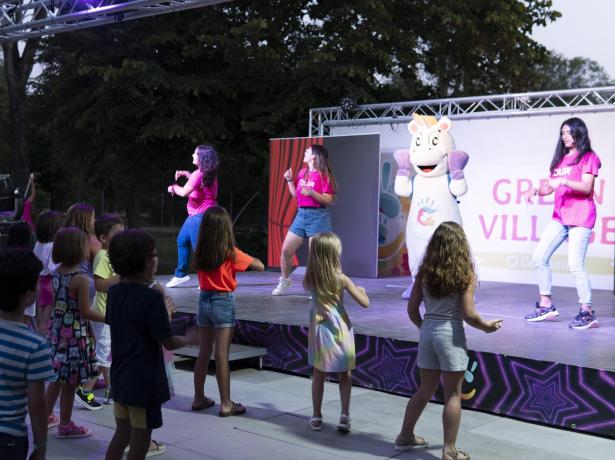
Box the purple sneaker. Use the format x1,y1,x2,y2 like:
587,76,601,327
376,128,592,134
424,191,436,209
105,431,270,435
525,302,559,322
569,309,599,330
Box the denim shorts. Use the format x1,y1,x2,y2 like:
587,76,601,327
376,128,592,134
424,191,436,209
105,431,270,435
289,207,332,238
418,319,468,372
197,291,235,328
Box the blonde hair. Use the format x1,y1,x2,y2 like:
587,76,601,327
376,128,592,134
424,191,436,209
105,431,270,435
416,221,476,298
303,232,344,308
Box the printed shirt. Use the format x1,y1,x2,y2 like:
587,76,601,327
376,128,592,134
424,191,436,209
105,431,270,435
186,172,218,216
295,169,334,208
197,248,253,292
0,318,54,437
551,151,601,228
93,249,114,315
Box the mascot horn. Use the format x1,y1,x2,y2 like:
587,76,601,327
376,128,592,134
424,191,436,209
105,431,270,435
394,115,469,298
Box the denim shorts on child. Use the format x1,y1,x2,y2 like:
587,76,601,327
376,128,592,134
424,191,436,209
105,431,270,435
418,319,469,372
197,291,235,328
289,207,332,238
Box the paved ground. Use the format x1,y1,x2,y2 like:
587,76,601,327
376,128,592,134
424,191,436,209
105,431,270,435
44,363,614,459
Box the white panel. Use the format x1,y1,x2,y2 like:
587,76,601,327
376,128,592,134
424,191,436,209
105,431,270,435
332,111,615,290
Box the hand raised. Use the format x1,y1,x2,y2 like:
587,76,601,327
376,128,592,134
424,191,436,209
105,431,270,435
283,168,293,181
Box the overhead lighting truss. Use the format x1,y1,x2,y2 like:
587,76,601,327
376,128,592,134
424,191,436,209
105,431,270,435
309,86,615,136
0,0,230,42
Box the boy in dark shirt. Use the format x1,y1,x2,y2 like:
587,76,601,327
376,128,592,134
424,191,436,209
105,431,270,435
104,229,195,460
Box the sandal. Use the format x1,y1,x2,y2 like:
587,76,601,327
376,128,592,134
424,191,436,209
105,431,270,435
394,433,429,451
443,447,470,460
146,440,167,458
55,421,92,439
218,401,246,417
309,416,323,431
336,414,351,433
191,397,215,411
48,414,60,430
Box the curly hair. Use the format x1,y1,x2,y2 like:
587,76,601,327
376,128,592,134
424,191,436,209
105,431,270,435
416,221,476,299
195,145,219,187
303,232,344,308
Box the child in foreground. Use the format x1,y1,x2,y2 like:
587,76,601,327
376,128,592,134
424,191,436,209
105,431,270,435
304,232,369,433
191,206,264,416
394,221,502,460
0,248,54,460
105,229,196,460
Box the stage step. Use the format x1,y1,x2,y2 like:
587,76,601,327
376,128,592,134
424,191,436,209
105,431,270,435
174,343,267,369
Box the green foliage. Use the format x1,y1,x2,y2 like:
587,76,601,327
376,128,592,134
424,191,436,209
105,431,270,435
535,53,614,90
24,0,569,257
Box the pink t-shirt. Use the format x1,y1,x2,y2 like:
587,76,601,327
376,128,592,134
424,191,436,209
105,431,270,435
295,169,334,208
551,151,601,228
186,171,218,216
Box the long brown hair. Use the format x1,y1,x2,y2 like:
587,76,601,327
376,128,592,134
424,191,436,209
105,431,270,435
416,221,476,298
193,206,236,271
303,232,344,307
63,203,95,235
310,144,337,193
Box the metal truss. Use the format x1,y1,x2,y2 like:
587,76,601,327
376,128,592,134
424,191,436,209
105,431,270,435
0,0,230,42
309,86,615,136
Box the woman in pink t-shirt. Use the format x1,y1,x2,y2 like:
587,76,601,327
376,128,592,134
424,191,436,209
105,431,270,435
523,118,601,329
166,145,219,288
272,145,337,295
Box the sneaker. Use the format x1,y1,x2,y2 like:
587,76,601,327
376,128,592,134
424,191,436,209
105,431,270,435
569,309,599,330
166,276,190,288
524,302,559,322
272,277,292,296
56,421,92,439
75,387,102,411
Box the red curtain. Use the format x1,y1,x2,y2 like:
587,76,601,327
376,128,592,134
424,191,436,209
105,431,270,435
267,137,323,268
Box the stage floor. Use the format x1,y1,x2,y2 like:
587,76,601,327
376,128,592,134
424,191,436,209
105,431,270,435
162,272,615,372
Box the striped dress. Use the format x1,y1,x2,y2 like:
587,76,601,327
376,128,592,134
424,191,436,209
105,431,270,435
0,318,54,437
308,295,356,373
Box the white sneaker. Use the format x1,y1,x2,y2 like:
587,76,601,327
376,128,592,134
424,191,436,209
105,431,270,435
166,276,190,288
272,277,292,295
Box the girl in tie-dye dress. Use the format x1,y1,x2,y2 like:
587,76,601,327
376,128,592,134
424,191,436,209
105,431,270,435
304,232,369,433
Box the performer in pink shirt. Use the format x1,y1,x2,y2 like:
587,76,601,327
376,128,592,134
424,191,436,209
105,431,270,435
523,118,601,329
272,145,336,296
166,145,219,288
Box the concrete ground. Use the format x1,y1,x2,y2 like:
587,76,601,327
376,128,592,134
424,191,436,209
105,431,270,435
45,365,613,460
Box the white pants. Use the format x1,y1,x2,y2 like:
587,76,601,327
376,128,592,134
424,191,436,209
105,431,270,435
532,220,592,305
91,321,112,368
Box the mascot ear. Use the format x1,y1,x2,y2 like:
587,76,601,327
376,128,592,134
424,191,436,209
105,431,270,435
408,120,421,135
436,116,452,133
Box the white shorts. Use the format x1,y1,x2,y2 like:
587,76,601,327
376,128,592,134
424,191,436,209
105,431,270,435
91,322,112,368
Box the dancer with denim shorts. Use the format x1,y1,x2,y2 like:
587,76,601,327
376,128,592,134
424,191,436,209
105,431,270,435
191,206,264,416
395,222,502,460
522,118,602,329
272,144,337,295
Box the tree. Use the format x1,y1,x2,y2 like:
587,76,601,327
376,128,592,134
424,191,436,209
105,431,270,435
535,53,613,91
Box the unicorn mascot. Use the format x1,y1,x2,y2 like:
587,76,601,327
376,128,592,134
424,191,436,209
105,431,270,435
394,115,469,298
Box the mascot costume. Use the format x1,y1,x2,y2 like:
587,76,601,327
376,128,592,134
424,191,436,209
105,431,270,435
394,115,469,298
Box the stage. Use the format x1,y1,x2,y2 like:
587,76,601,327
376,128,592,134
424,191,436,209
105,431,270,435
163,271,615,438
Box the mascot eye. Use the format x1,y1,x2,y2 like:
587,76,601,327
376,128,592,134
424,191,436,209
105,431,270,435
431,137,439,146
415,137,421,146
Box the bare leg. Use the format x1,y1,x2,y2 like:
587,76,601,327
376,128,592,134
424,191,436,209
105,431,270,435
311,368,326,418
105,417,131,460
539,294,552,307
442,371,465,453
37,305,52,336
399,368,440,438
214,327,234,413
280,232,304,278
46,380,61,416
126,428,151,460
193,326,215,407
59,383,77,425
80,376,100,392
338,370,352,416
